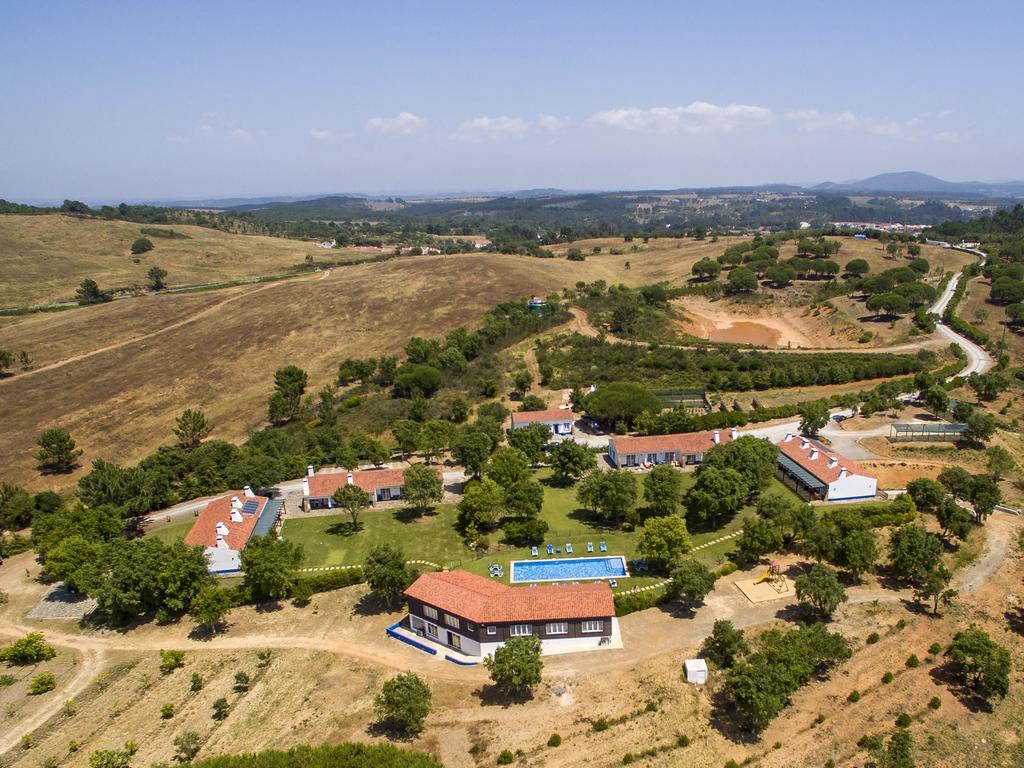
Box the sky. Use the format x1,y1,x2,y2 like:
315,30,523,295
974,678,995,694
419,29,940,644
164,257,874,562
2,0,1023,202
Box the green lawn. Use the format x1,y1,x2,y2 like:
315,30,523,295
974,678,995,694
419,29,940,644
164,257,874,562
146,520,195,543
280,468,802,594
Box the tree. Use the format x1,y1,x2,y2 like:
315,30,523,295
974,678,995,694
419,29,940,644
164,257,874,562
845,258,870,277
392,420,422,460
189,583,232,634
451,429,493,478
331,484,371,531
583,382,661,430
240,536,303,601
173,731,202,762
643,465,684,516
268,365,308,424
174,409,211,449
914,563,957,615
668,559,715,606
765,263,797,287
507,423,550,465
842,528,880,581
35,427,82,473
866,292,911,317
964,412,997,444
403,465,442,515
75,278,112,305
485,634,543,696
968,372,1009,403
944,627,1011,701
795,564,847,619
43,535,105,591
702,436,778,498
503,479,544,518
88,745,135,768
212,697,230,720
692,258,722,281
419,419,454,463
938,466,973,501
905,478,945,515
486,447,529,489
576,470,639,527
727,267,758,293
638,515,691,570
374,672,432,734
394,363,443,398
922,385,949,418
0,482,35,534
0,349,13,374
549,439,596,484
0,632,56,664
700,620,749,668
798,402,829,438
684,467,746,529
512,369,533,395
147,265,168,290
518,394,547,412
935,498,972,542
503,517,549,546
363,545,413,609
735,517,784,562
131,237,154,254
887,524,943,584
458,477,505,531
967,475,1001,521
985,445,1015,482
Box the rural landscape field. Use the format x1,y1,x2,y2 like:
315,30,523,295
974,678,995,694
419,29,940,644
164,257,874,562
3,3,1024,768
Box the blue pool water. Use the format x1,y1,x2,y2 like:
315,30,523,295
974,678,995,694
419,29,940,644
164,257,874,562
510,556,628,583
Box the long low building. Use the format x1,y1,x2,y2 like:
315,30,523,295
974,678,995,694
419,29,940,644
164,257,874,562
404,570,615,658
775,434,878,501
607,428,737,468
184,488,284,574
510,408,577,436
302,466,429,510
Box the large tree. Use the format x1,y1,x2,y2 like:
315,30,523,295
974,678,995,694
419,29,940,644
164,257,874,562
914,563,957,615
485,447,530,489
549,440,596,485
507,422,550,466
700,620,749,669
457,477,505,532
240,536,304,601
798,402,829,438
332,484,371,531
268,365,308,424
643,464,684,516
189,583,233,634
702,436,779,497
667,559,715,606
35,427,82,474
637,514,691,570
485,634,543,696
374,672,432,734
887,524,943,584
363,544,413,608
684,466,746,529
944,627,1011,701
795,563,847,619
451,429,494,478
403,465,443,515
174,409,211,449
576,470,639,527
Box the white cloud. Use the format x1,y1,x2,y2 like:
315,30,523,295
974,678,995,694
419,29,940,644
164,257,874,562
933,130,961,143
171,115,261,145
366,112,427,136
450,115,531,142
538,113,570,132
786,108,956,142
309,127,351,142
785,108,858,132
589,102,771,134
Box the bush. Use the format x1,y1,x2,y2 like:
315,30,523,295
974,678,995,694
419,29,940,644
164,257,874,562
847,690,861,703
716,562,738,577
882,672,894,684
28,672,56,695
212,697,229,720
159,649,185,675
676,735,690,747
593,717,609,731
928,642,942,655
0,632,57,664
130,237,154,254
547,734,561,748
858,734,883,751
895,713,912,728
867,632,880,644
161,703,174,719
928,696,941,710
614,588,670,616
233,671,250,692
622,754,635,765
905,654,920,668
813,713,826,726
497,750,514,765
190,672,203,691
0,674,14,686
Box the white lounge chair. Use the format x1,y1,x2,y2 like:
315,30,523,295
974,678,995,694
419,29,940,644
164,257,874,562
587,542,594,553
531,546,539,557
599,541,608,552
566,543,573,554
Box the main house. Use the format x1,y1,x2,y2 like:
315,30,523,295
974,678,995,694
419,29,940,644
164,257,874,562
403,570,616,658
607,428,737,468
301,466,427,511
184,487,283,574
775,434,878,501
510,408,577,436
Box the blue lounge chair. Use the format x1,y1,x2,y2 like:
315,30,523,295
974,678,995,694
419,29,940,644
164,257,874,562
556,547,562,554
587,542,594,553
531,546,539,557
566,543,573,554
547,544,554,555
599,541,608,552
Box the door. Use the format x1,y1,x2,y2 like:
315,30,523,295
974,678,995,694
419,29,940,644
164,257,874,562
447,632,462,651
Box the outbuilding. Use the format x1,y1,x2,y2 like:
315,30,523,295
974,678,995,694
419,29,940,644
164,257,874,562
684,658,708,684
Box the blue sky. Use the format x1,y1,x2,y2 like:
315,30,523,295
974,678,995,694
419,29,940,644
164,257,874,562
2,1,1022,201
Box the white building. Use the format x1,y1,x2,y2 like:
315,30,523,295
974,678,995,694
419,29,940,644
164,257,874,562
775,434,878,502
607,428,737,468
510,408,577,436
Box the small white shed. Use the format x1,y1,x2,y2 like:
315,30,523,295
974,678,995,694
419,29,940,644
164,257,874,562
684,658,708,685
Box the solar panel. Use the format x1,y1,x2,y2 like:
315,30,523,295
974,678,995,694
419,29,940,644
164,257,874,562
241,500,260,515
777,453,827,491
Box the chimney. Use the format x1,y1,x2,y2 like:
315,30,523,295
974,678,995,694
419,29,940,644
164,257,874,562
839,468,847,479
307,465,315,477
712,430,720,444
230,510,243,523
809,448,819,461
783,432,794,442
347,471,355,485
216,536,228,549
243,485,255,498
730,427,738,441
800,438,809,450
231,496,242,510
301,477,310,498
216,521,229,535
827,457,839,469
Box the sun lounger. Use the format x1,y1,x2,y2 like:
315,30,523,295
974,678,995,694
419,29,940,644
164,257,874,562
547,544,554,555
556,547,562,553
609,579,617,588
599,541,607,552
531,546,539,557
566,543,573,554
587,542,594,553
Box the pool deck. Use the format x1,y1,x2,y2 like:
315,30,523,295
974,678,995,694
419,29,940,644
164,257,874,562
509,554,629,584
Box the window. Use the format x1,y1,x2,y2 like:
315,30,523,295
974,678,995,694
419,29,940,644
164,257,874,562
510,624,532,637
422,605,438,620
486,626,497,636
426,623,438,638
546,622,568,636
444,613,460,629
581,620,603,634
466,623,475,633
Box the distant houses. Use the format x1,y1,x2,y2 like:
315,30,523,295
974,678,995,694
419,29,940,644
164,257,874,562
510,408,577,437
301,465,442,510
184,487,283,574
607,428,737,468
403,570,616,658
775,434,877,501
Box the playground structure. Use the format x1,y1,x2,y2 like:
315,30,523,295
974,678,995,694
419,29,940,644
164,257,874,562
734,561,794,604
753,561,788,594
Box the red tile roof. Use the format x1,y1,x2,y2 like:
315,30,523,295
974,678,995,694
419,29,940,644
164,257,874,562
610,429,734,457
405,570,614,623
306,467,439,498
776,435,872,484
511,408,578,426
184,492,268,551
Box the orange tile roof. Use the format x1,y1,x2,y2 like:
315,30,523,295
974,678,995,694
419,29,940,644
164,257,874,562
610,429,734,456
306,467,439,498
405,570,614,623
776,436,872,484
511,408,578,426
184,492,268,551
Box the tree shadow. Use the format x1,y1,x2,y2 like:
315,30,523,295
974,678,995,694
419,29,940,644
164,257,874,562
366,720,417,742
187,623,227,642
657,598,698,620
393,506,437,524
707,688,760,744
566,507,617,529
773,603,811,625
1004,607,1024,635
254,599,284,614
325,520,360,536
352,592,394,617
928,663,993,713
472,684,535,708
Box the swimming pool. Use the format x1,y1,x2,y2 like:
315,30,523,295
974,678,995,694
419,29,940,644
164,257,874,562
509,555,629,584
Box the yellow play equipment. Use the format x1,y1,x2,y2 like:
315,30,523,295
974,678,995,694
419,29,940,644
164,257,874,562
753,561,788,593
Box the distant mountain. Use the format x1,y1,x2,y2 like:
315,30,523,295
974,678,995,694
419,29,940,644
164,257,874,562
812,171,1024,198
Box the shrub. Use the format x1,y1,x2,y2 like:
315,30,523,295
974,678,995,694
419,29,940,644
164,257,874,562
497,750,514,765
374,672,432,735
724,761,741,768
882,672,894,684
928,642,942,655
867,632,880,644
676,735,690,747
813,713,826,726
28,672,56,695
161,703,174,719
0,674,14,686
905,654,920,668
159,649,185,675
773,741,782,750
895,713,912,728
212,697,229,720
928,696,941,710
130,238,154,254
234,671,251,692
173,731,201,762
622,754,635,765
190,672,203,691
896,618,907,630
0,632,57,664
716,561,739,577
858,734,883,751
593,717,609,731
645,699,659,712
547,734,561,748
69,740,79,752
847,690,861,703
